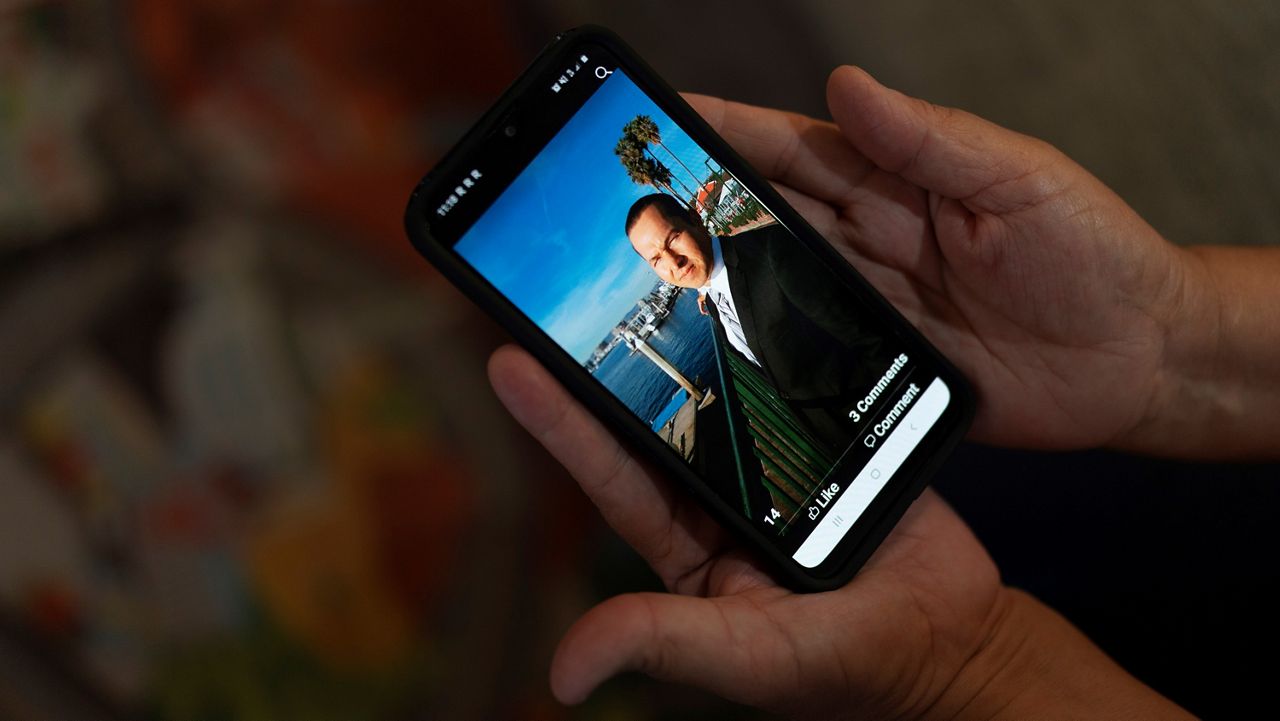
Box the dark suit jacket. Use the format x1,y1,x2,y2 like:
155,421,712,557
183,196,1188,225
714,221,887,424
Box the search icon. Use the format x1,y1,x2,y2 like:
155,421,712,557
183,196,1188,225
594,66,613,79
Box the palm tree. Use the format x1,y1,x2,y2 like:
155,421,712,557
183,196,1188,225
614,135,696,211
645,153,699,206
615,136,677,199
624,115,703,190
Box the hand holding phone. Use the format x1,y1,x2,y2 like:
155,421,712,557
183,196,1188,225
403,16,1208,714
481,59,1199,719
490,344,1004,715
802,68,1184,456
407,28,976,590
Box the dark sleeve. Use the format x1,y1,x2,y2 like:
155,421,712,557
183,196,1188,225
763,224,890,395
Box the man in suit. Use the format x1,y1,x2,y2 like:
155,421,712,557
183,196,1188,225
625,192,888,455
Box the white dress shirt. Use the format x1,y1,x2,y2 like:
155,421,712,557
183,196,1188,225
702,236,762,368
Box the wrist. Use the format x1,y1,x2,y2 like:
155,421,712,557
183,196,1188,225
917,589,1192,721
1112,243,1226,457
1117,244,1280,459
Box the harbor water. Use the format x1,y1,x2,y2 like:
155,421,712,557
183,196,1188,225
591,288,721,428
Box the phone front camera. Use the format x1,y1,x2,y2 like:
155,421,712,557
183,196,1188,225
504,125,518,138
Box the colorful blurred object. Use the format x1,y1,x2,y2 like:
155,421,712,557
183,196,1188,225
0,1,770,718
125,0,529,270
0,2,552,712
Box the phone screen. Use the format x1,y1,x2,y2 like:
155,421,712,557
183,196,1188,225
439,44,955,570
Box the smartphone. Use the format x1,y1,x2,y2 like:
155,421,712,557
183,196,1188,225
405,26,974,591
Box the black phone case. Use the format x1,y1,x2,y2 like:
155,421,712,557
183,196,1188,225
404,25,975,592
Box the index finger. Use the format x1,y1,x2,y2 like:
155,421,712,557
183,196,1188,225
681,91,875,206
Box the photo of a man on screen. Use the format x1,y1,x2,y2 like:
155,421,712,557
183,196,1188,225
625,192,888,456
455,69,908,530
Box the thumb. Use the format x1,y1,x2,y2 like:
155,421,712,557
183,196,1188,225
826,65,1059,213
550,591,794,708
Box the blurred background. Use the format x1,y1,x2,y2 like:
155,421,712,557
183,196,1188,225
1,1,1277,719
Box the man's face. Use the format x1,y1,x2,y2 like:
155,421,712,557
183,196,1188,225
627,205,713,289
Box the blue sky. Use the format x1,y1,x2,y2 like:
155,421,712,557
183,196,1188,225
455,70,714,362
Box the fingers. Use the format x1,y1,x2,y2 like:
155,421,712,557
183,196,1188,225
551,490,1003,709
683,92,875,206
550,589,792,707
826,66,1062,213
679,90,950,289
487,345,731,589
